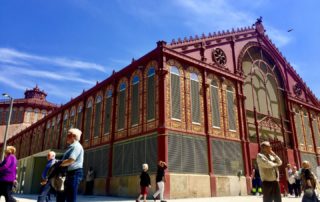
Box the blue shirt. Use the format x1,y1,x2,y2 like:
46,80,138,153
42,159,55,179
62,141,84,171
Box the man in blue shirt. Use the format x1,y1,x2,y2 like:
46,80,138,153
38,151,56,202
57,128,84,202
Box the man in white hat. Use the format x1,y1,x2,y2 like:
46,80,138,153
57,128,84,202
256,141,282,202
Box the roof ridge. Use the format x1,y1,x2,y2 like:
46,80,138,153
169,25,255,46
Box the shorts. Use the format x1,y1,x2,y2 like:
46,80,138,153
140,186,148,195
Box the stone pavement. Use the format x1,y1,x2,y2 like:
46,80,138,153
0,194,304,202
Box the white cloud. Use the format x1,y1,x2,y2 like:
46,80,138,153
0,48,107,72
0,75,26,91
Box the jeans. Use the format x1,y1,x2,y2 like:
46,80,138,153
38,182,52,202
0,181,16,202
56,169,83,202
153,181,165,200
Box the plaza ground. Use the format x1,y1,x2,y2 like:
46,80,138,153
0,194,305,202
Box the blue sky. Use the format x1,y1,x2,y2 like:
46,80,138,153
0,0,319,104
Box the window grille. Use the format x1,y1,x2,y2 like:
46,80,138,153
94,96,102,137
83,145,109,178
117,89,126,130
147,68,155,121
131,78,139,126
211,81,220,127
84,101,93,140
295,112,304,145
300,152,317,172
227,88,236,131
312,119,320,148
304,115,313,146
171,67,181,119
190,73,200,123
104,95,112,134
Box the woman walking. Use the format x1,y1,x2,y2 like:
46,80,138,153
136,163,151,202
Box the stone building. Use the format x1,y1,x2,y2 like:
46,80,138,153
2,19,320,198
0,85,57,143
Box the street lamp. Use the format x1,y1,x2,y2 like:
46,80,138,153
1,93,14,161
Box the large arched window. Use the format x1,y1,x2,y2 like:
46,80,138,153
190,72,200,123
69,107,76,128
61,111,69,148
117,82,126,130
170,66,181,120
131,75,140,126
210,80,220,128
93,95,102,137
11,108,17,123
104,89,113,135
84,100,93,140
147,67,156,121
25,108,32,123
242,46,287,143
34,109,40,122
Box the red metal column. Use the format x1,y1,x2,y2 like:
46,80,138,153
203,70,217,196
157,42,170,198
106,80,118,194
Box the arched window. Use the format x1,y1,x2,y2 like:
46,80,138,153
34,109,40,122
104,89,112,135
51,117,56,148
93,95,102,137
117,82,126,130
147,68,156,121
69,107,76,128
11,108,17,123
170,66,181,119
41,110,47,119
312,115,320,148
25,108,32,123
61,111,69,148
18,108,24,123
131,76,140,126
190,72,200,123
303,112,313,146
226,86,236,131
84,100,93,140
210,80,220,128
76,105,83,129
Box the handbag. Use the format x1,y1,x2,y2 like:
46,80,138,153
304,188,314,198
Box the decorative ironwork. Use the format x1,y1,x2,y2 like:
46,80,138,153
293,83,302,97
212,48,227,66
258,116,281,130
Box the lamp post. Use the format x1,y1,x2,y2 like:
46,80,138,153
1,93,14,161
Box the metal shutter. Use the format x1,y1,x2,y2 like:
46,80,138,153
168,133,208,174
227,91,236,130
304,116,313,146
104,97,112,134
194,138,209,173
312,119,320,147
211,86,220,127
171,74,181,119
131,84,139,126
168,134,182,172
117,91,126,130
123,142,134,175
191,80,200,123
147,75,155,120
61,120,68,148
295,113,304,145
146,136,158,172
94,102,102,137
212,139,244,175
112,144,123,176
84,107,92,140
133,139,145,173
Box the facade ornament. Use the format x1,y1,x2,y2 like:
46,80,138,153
212,48,227,67
293,83,302,97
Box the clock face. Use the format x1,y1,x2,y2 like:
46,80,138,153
212,48,227,67
293,83,302,97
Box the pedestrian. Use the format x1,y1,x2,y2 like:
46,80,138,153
252,162,262,196
256,141,282,202
152,161,167,202
0,146,18,202
292,166,301,197
136,163,151,202
85,167,95,195
285,163,294,196
38,151,57,202
56,128,84,202
300,161,319,202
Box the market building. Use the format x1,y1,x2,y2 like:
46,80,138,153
2,19,320,198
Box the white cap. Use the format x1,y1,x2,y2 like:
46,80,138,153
260,141,271,147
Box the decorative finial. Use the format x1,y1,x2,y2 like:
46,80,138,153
255,16,265,35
